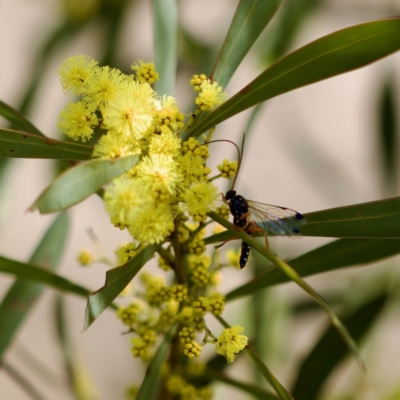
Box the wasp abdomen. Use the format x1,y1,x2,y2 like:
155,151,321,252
239,232,252,269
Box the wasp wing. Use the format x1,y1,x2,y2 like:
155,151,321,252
247,200,306,237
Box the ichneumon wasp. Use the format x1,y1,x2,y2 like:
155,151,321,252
210,136,306,269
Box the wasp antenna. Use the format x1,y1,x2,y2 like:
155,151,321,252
231,133,245,190
205,136,245,191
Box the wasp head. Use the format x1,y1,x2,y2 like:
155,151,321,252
225,190,236,201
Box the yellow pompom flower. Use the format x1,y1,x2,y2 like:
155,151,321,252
177,306,194,326
158,300,179,328
182,182,218,220
215,325,248,363
58,55,98,96
195,80,227,111
148,130,181,157
126,385,139,400
57,101,98,141
103,81,156,139
114,242,139,266
186,361,206,377
131,60,159,84
180,384,198,400
117,301,143,328
83,66,126,110
198,386,213,400
92,130,141,159
226,248,241,269
215,204,230,219
104,177,148,226
178,154,211,187
128,203,174,245
77,248,94,266
166,375,185,394
135,154,182,196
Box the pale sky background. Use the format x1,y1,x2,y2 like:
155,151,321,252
1,1,400,399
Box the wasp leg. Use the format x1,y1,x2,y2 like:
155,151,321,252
220,192,229,205
238,211,250,221
246,222,269,250
214,237,239,250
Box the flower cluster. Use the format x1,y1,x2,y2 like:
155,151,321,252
59,56,248,400
58,56,227,246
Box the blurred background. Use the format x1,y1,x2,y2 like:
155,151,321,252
1,1,400,399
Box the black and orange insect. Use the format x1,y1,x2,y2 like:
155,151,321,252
212,137,306,268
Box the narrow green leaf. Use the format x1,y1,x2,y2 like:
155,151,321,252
378,78,397,188
136,325,175,400
0,129,93,160
211,0,282,89
207,371,279,400
205,196,400,244
188,18,400,138
153,0,177,96
3,362,47,400
0,256,90,299
302,196,400,238
55,296,99,400
210,212,362,368
245,348,293,400
261,0,321,63
30,155,139,214
0,213,69,362
0,100,45,136
84,245,158,330
13,343,61,388
291,293,388,400
226,238,400,301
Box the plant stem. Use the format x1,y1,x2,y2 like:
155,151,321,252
171,218,186,284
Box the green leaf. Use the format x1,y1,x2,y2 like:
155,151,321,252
291,293,388,400
3,362,47,400
261,0,321,63
211,0,282,89
54,296,99,400
136,325,176,400
0,100,45,136
378,78,397,188
153,0,177,96
205,197,400,244
0,255,90,299
188,18,400,138
302,196,400,238
226,237,400,301
30,155,139,214
0,213,69,363
244,347,293,400
210,212,362,368
0,129,93,160
207,371,279,400
84,245,158,330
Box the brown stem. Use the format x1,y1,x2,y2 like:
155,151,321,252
171,218,186,284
